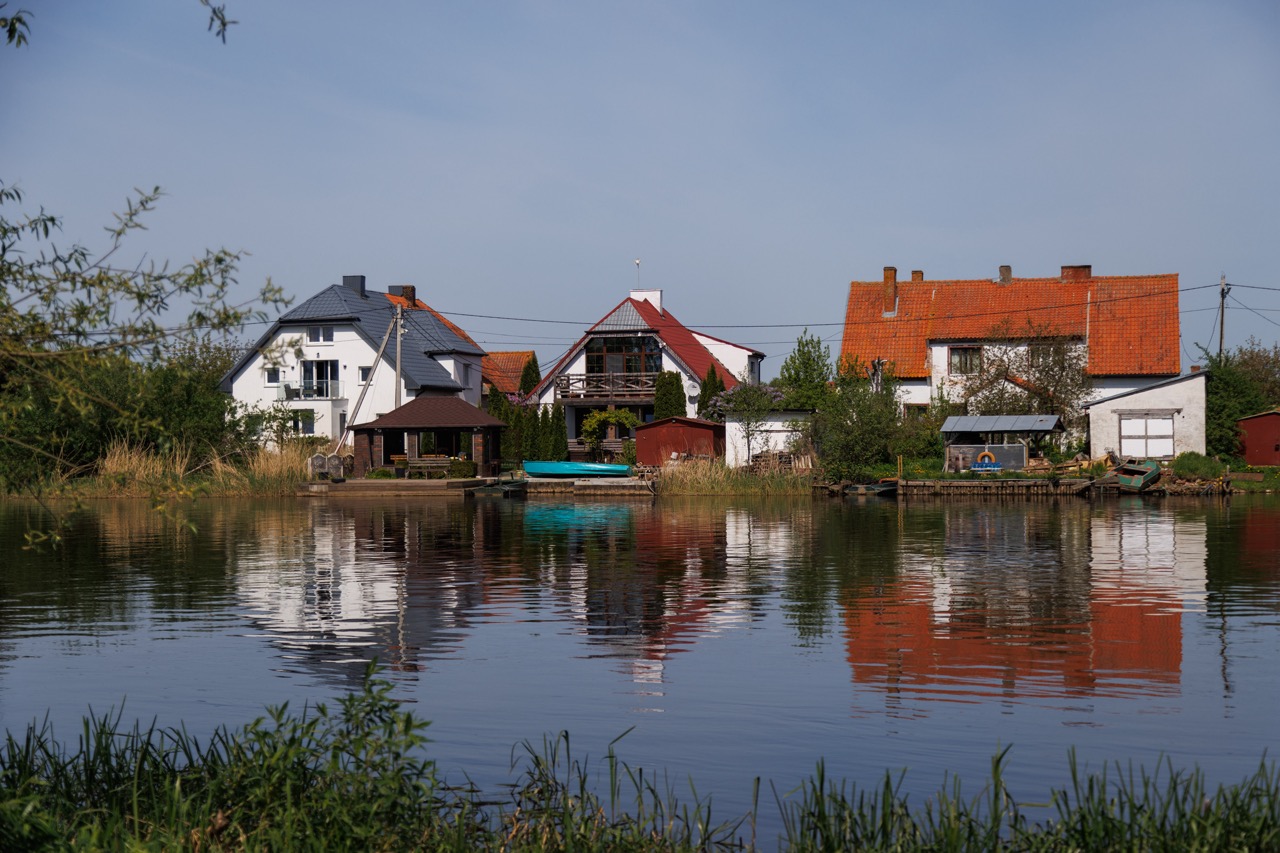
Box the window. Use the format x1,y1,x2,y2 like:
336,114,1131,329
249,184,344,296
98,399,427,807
264,367,280,385
949,346,982,376
1120,415,1174,458
301,360,340,398
307,325,334,343
585,336,662,374
359,366,372,384
903,403,929,421
290,410,315,436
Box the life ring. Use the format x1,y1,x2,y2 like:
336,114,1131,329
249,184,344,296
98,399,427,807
976,451,996,464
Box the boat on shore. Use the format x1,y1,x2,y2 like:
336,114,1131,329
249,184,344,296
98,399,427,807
1116,459,1161,493
523,460,632,478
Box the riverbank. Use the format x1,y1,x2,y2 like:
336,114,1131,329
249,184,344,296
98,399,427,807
3,670,1276,851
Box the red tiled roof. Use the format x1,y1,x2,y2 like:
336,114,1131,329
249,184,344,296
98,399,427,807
482,351,534,395
352,395,505,430
840,268,1180,379
385,292,482,349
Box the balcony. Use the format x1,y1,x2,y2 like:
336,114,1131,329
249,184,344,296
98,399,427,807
554,373,657,402
277,380,345,401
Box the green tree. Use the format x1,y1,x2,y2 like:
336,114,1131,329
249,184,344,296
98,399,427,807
1203,349,1268,459
696,364,726,420
811,358,902,481
653,371,686,421
549,404,568,461
711,374,783,464
580,409,639,460
776,329,832,411
1230,337,1280,406
521,405,542,462
519,353,542,396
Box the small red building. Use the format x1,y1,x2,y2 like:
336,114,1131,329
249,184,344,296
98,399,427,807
1238,409,1280,466
634,417,725,467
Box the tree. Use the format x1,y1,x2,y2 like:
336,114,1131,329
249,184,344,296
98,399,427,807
1230,337,1280,406
956,320,1093,439
710,374,783,464
653,371,686,421
811,357,902,481
696,364,726,420
1202,349,1268,459
580,409,639,460
548,404,568,461
776,329,832,411
521,405,542,462
519,353,542,396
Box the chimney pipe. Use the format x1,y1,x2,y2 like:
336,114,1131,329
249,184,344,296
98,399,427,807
911,270,924,282
999,264,1012,284
882,267,898,315
1061,264,1092,281
343,275,367,298
401,285,416,307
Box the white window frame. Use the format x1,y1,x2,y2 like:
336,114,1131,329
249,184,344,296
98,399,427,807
264,366,281,386
1118,410,1176,459
359,366,373,384
306,325,334,344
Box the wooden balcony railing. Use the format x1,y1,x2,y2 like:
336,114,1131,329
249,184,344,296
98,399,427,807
554,373,657,400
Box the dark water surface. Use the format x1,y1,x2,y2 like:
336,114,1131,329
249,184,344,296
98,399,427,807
2,494,1278,832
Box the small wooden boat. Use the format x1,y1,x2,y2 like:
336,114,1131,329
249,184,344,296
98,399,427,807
844,481,898,497
523,460,632,478
1116,459,1161,493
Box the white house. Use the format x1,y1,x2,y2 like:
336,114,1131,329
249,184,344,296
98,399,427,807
725,411,809,468
840,264,1182,412
221,275,485,443
1083,371,1207,460
529,289,763,450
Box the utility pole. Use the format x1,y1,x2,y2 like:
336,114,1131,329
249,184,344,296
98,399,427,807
1218,273,1229,358
395,302,403,409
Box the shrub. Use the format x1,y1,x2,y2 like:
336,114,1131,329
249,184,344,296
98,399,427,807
448,458,477,479
1171,451,1226,481
365,467,394,479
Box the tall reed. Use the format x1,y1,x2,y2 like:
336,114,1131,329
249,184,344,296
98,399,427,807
655,458,812,496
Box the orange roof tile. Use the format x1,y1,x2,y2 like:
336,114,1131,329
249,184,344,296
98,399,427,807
482,350,534,395
840,267,1180,379
385,291,482,350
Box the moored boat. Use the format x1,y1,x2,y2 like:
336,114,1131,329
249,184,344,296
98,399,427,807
1116,459,1161,492
523,460,632,478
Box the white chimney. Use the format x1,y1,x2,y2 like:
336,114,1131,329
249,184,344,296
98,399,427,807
630,288,663,313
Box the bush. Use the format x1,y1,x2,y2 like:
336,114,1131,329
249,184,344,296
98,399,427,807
1171,452,1226,481
365,467,394,479
448,458,477,479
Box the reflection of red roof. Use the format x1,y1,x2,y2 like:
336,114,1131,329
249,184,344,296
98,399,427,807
840,266,1180,379
535,296,750,396
482,351,534,395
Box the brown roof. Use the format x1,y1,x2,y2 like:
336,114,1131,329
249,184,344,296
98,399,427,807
840,265,1180,379
352,395,505,430
482,350,534,395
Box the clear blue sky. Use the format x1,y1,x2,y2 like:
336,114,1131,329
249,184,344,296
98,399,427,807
4,1,1278,378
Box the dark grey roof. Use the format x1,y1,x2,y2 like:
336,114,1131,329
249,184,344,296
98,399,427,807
592,301,649,332
941,415,1064,434
1081,371,1208,408
220,283,482,393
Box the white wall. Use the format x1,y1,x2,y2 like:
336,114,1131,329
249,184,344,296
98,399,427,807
1086,374,1206,459
725,412,808,467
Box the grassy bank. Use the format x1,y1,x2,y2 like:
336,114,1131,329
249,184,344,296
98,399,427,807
38,441,313,499
2,669,1277,851
655,459,813,496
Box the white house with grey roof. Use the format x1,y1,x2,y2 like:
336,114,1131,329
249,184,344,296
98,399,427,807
221,275,485,443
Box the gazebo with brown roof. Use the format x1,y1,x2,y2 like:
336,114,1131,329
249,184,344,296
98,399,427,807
351,395,506,477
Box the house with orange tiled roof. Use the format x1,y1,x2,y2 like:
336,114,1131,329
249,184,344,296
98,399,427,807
840,263,1182,411
481,350,535,400
529,289,763,451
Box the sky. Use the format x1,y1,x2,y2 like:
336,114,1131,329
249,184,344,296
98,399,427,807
4,0,1279,379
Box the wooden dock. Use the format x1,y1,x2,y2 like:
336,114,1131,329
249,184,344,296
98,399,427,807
897,478,1092,498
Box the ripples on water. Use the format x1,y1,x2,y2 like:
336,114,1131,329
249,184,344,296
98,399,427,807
1,494,1278,831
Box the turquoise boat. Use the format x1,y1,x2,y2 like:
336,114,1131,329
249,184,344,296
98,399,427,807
523,460,632,478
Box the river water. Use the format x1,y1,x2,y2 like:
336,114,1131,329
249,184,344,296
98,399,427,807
1,494,1277,834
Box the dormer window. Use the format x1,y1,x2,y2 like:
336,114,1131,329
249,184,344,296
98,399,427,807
307,325,334,343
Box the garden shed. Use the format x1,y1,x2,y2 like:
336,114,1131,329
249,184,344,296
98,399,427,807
634,416,725,467
941,415,1064,472
351,395,505,477
1237,409,1280,466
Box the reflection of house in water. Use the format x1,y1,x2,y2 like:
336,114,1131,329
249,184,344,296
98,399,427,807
234,500,486,688
520,502,756,686
843,503,1207,710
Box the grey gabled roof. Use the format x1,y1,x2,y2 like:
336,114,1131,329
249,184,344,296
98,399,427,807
592,301,650,332
220,283,482,393
1081,370,1208,409
940,415,1064,434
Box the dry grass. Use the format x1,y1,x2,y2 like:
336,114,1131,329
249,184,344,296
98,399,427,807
59,441,311,498
655,457,812,496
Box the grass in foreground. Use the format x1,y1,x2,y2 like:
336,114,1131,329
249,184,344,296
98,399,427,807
2,668,1278,851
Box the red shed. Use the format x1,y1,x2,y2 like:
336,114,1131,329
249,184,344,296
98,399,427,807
634,417,725,466
1238,409,1280,466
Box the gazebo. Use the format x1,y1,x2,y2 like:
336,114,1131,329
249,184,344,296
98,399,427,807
351,395,506,477
940,415,1064,472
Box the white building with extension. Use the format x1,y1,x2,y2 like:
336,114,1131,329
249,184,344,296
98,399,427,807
1083,371,1207,460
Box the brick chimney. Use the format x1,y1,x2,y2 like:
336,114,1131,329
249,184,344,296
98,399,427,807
1061,264,1092,281
401,284,416,307
999,264,1012,284
343,275,367,297
882,266,897,315
911,270,924,281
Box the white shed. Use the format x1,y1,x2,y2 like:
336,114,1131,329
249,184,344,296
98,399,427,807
1083,372,1207,460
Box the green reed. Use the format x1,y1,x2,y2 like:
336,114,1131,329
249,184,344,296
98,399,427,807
2,667,1278,851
